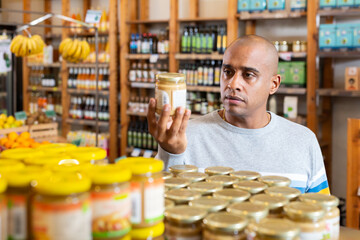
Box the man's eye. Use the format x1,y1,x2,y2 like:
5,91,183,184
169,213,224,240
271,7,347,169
223,69,232,75
244,72,255,78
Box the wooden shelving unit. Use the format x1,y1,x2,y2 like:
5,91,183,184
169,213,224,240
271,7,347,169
66,63,110,68
67,89,110,96
129,82,155,89
236,10,306,20
175,53,223,60
28,86,62,92
178,17,227,22
318,8,360,17
317,89,360,97
126,54,168,60
318,51,360,58
126,19,169,24
27,62,61,68
66,118,109,127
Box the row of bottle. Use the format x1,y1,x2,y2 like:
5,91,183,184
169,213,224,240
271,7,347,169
181,25,227,54
127,119,158,151
128,96,150,113
178,61,222,86
129,31,169,54
129,61,168,82
69,96,109,121
187,92,222,115
67,130,109,150
81,36,109,63
29,93,62,115
67,68,110,90
70,9,109,33
29,66,60,88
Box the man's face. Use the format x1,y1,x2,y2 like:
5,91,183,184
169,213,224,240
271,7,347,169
220,43,276,117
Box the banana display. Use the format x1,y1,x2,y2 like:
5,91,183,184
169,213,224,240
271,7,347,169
10,35,45,57
59,38,90,63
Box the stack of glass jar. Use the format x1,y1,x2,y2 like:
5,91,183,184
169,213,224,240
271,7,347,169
163,165,340,240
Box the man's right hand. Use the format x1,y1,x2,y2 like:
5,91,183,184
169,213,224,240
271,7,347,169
147,98,191,154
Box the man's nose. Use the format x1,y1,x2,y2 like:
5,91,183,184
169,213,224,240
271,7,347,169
228,74,244,91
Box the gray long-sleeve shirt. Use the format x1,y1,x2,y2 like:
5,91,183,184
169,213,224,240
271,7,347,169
156,111,330,194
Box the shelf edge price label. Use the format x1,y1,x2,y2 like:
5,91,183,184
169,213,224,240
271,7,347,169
15,111,27,121
85,10,102,24
45,110,56,118
149,54,159,63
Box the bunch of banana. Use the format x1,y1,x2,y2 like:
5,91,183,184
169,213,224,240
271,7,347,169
59,38,90,63
10,34,45,57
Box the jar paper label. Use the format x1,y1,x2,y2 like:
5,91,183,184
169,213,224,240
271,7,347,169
300,231,325,240
145,178,164,223
326,216,339,240
8,194,27,240
130,182,142,224
155,89,170,110
172,89,187,110
165,235,202,240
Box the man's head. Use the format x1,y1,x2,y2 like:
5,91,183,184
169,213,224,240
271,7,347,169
220,35,281,118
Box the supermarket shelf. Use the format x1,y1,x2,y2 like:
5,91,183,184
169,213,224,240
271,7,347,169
175,53,223,60
126,147,158,157
44,33,61,39
318,8,360,17
27,62,61,68
69,31,109,37
187,85,220,92
318,51,360,58
126,54,168,60
0,92,7,98
278,52,307,60
276,88,306,95
317,89,360,97
67,89,109,96
66,63,110,68
129,82,155,89
237,10,306,20
127,110,147,117
126,19,169,24
66,118,109,127
178,17,227,22
28,86,62,92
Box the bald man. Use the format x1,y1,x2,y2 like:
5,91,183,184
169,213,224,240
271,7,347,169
147,35,330,194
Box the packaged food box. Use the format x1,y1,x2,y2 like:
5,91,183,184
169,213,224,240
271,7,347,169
337,0,354,7
345,67,360,91
278,62,290,85
353,24,360,49
319,0,336,8
268,0,285,11
250,0,267,12
288,62,306,87
238,0,250,12
291,0,307,11
319,24,336,50
355,0,360,7
284,96,298,119
336,23,354,49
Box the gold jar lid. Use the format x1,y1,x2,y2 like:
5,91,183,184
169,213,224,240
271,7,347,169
299,193,339,210
189,196,228,213
165,199,175,210
250,194,289,210
255,218,300,238
300,41,307,45
293,40,301,45
188,182,223,195
284,202,325,221
178,172,208,182
213,189,251,203
233,181,267,194
169,165,198,176
258,175,291,187
281,41,287,45
264,186,301,200
165,178,191,190
273,41,280,45
230,170,261,181
165,205,208,224
205,166,234,176
203,212,248,233
206,175,238,187
162,171,173,180
157,72,186,83
165,188,201,203
227,202,269,220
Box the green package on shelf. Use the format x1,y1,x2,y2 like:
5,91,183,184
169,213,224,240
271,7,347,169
250,0,267,12
268,0,285,11
353,25,360,49
319,0,336,8
290,0,307,11
319,24,336,50
337,0,355,7
288,62,306,87
238,0,250,12
336,23,354,49
278,62,290,85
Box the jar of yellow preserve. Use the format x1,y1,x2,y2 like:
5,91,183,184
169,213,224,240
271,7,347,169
299,193,340,240
284,202,326,240
0,176,7,240
2,166,49,240
117,157,164,228
131,222,165,240
70,147,108,164
32,172,92,240
89,164,132,240
155,73,186,115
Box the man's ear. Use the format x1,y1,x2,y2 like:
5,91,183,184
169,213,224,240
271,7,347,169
269,74,281,95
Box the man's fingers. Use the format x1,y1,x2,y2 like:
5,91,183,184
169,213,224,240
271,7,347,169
157,104,171,140
147,98,157,135
168,107,185,137
179,109,191,135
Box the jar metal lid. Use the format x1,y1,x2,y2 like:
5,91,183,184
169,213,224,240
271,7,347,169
258,175,291,187
205,166,234,176
169,165,198,174
206,175,238,187
165,188,201,202
165,199,175,210
293,40,301,44
203,212,248,233
157,73,185,83
213,189,251,203
165,205,208,223
162,171,173,180
227,202,269,220
284,202,325,221
189,196,228,213
178,172,208,182
188,182,223,195
299,193,339,210
264,186,301,200
255,218,300,238
230,170,261,181
281,41,287,45
233,181,267,194
165,178,191,190
250,194,289,210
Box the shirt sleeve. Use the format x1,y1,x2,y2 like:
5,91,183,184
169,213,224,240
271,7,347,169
155,145,187,171
306,135,330,194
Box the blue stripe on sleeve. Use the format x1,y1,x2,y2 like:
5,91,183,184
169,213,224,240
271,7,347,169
292,186,306,193
307,180,329,193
